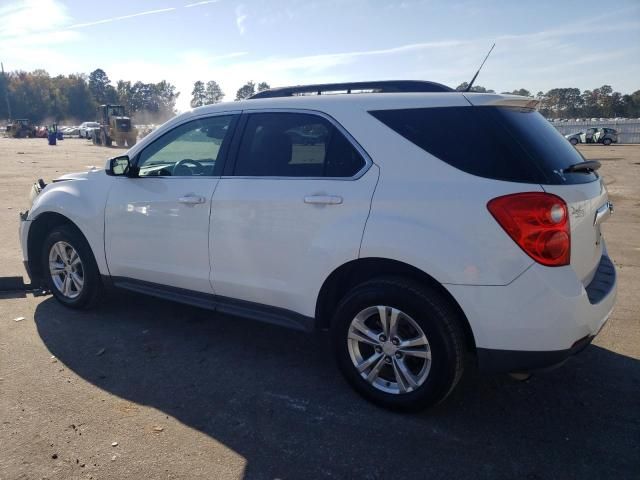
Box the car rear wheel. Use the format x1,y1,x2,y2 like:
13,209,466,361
42,225,103,309
331,277,466,411
570,138,578,145
603,138,612,146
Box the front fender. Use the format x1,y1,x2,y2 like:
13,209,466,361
29,174,112,275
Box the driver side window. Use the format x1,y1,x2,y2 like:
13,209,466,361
137,115,236,177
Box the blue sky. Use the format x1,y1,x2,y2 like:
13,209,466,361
1,0,639,111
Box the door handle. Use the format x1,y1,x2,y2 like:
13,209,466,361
178,194,206,205
304,195,343,205
594,201,613,226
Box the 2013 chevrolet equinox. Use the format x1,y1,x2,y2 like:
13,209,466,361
19,81,617,411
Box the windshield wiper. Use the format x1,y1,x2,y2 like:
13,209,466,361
563,160,601,174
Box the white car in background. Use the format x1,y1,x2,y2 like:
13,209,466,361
19,81,617,411
78,122,100,139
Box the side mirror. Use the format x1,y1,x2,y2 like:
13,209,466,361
106,155,132,176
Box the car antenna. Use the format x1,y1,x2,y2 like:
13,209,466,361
464,43,495,92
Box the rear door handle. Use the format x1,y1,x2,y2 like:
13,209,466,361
178,194,206,205
304,195,343,205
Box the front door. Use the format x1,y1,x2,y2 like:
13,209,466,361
105,113,238,293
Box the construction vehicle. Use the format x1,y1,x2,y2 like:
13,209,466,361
92,104,137,147
5,119,36,138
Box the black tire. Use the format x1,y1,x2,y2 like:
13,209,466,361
603,138,612,146
570,138,578,145
41,224,103,309
331,277,466,411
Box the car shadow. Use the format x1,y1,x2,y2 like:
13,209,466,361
34,294,640,479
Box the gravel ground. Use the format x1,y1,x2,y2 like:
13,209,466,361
0,137,638,480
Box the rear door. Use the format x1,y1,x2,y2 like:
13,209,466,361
209,110,378,316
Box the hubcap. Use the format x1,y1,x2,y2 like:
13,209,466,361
347,305,432,394
48,241,84,299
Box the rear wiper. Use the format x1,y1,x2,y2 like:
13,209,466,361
563,160,601,174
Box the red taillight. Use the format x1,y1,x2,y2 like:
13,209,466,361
487,192,570,267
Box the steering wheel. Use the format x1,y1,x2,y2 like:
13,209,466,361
172,158,204,176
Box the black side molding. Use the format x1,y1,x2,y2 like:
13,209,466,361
111,277,315,333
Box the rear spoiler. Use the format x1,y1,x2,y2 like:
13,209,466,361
463,93,539,110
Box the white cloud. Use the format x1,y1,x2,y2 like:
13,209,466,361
184,0,221,7
0,0,70,38
235,4,248,35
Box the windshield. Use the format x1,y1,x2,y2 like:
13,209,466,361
108,106,125,116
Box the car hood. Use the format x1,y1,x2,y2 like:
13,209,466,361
55,166,104,182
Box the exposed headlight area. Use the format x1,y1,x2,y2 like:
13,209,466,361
29,179,47,206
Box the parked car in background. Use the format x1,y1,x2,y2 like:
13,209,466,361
61,126,80,136
565,132,583,145
78,122,100,139
593,128,618,145
565,128,618,146
19,81,617,411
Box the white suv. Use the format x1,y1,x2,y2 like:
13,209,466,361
19,81,617,410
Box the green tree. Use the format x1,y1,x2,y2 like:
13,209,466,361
235,81,256,100
204,80,224,104
455,82,495,93
116,80,132,112
88,69,117,105
191,81,206,108
257,81,270,92
501,88,531,97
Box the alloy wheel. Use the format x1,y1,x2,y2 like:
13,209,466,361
347,305,432,394
48,241,84,299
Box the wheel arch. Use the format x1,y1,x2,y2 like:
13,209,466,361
27,212,89,286
315,257,477,352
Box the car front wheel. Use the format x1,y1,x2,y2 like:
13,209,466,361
331,277,466,411
42,225,103,309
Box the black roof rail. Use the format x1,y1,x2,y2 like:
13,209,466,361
248,80,453,99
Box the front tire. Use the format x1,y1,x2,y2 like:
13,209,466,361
331,277,466,411
603,138,612,146
570,138,578,145
42,225,103,309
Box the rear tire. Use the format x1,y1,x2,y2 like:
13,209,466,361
603,138,612,146
570,138,578,145
41,225,103,309
331,277,466,411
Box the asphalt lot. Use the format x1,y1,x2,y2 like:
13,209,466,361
0,137,638,479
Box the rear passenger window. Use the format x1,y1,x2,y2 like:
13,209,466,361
370,106,597,185
233,112,365,177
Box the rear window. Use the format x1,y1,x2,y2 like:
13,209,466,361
370,106,598,184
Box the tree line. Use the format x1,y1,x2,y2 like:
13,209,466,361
1,68,638,124
0,68,179,124
456,83,640,119
190,80,271,107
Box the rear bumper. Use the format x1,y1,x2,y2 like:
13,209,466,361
446,249,616,373
477,334,595,373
